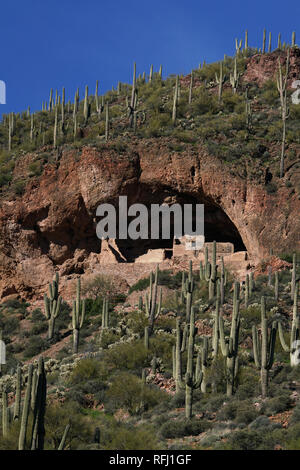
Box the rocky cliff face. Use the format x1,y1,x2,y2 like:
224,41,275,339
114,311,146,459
1,49,300,301
0,136,299,300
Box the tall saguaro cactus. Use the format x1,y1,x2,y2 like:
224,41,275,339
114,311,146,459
188,71,193,104
2,387,9,438
252,296,278,397
230,57,240,94
145,265,162,333
276,49,290,177
215,62,225,102
174,318,188,393
14,365,22,420
72,278,85,353
278,281,299,366
18,364,33,450
172,75,179,124
105,103,109,141
31,357,47,450
291,253,297,300
83,85,90,124
219,281,240,396
53,107,58,149
177,307,202,418
44,272,62,340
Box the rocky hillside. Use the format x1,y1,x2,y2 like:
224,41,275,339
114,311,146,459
0,41,299,451
0,48,300,301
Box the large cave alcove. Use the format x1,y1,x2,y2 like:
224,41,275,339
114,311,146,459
102,188,246,263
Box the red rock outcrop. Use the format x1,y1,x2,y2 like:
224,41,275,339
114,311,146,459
1,50,300,301
0,138,299,301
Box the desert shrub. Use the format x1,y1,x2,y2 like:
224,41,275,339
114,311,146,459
128,277,150,294
235,367,260,399
54,301,72,332
99,329,121,349
217,400,238,421
44,402,92,450
123,310,148,335
69,358,108,385
104,340,150,371
28,161,42,176
249,415,281,430
205,354,227,393
261,393,292,416
218,429,272,450
160,418,211,439
205,394,227,412
23,336,49,358
31,308,46,323
0,298,29,316
234,401,259,425
148,333,175,368
104,423,160,450
155,314,176,331
13,180,26,196
1,316,20,335
106,371,167,414
169,390,185,408
81,274,122,302
30,322,48,335
240,305,261,330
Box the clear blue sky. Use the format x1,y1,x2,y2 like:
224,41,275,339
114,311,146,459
0,0,299,117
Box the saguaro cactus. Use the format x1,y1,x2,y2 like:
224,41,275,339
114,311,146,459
209,241,217,299
14,365,22,420
278,282,299,366
188,71,193,104
230,57,240,94
291,253,297,300
61,87,65,131
105,103,109,141
215,62,225,102
44,273,62,340
83,85,90,124
172,75,179,124
262,29,266,54
102,298,109,328
268,32,272,52
219,281,240,396
149,64,153,82
276,49,290,177
53,107,58,149
252,296,278,397
178,308,202,418
31,357,47,450
2,387,9,438
18,364,33,450
95,80,99,113
173,318,188,393
72,278,86,353
145,266,162,333
58,424,70,450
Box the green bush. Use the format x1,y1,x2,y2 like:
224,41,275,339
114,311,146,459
107,371,167,414
23,336,49,358
160,418,211,439
69,358,108,385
